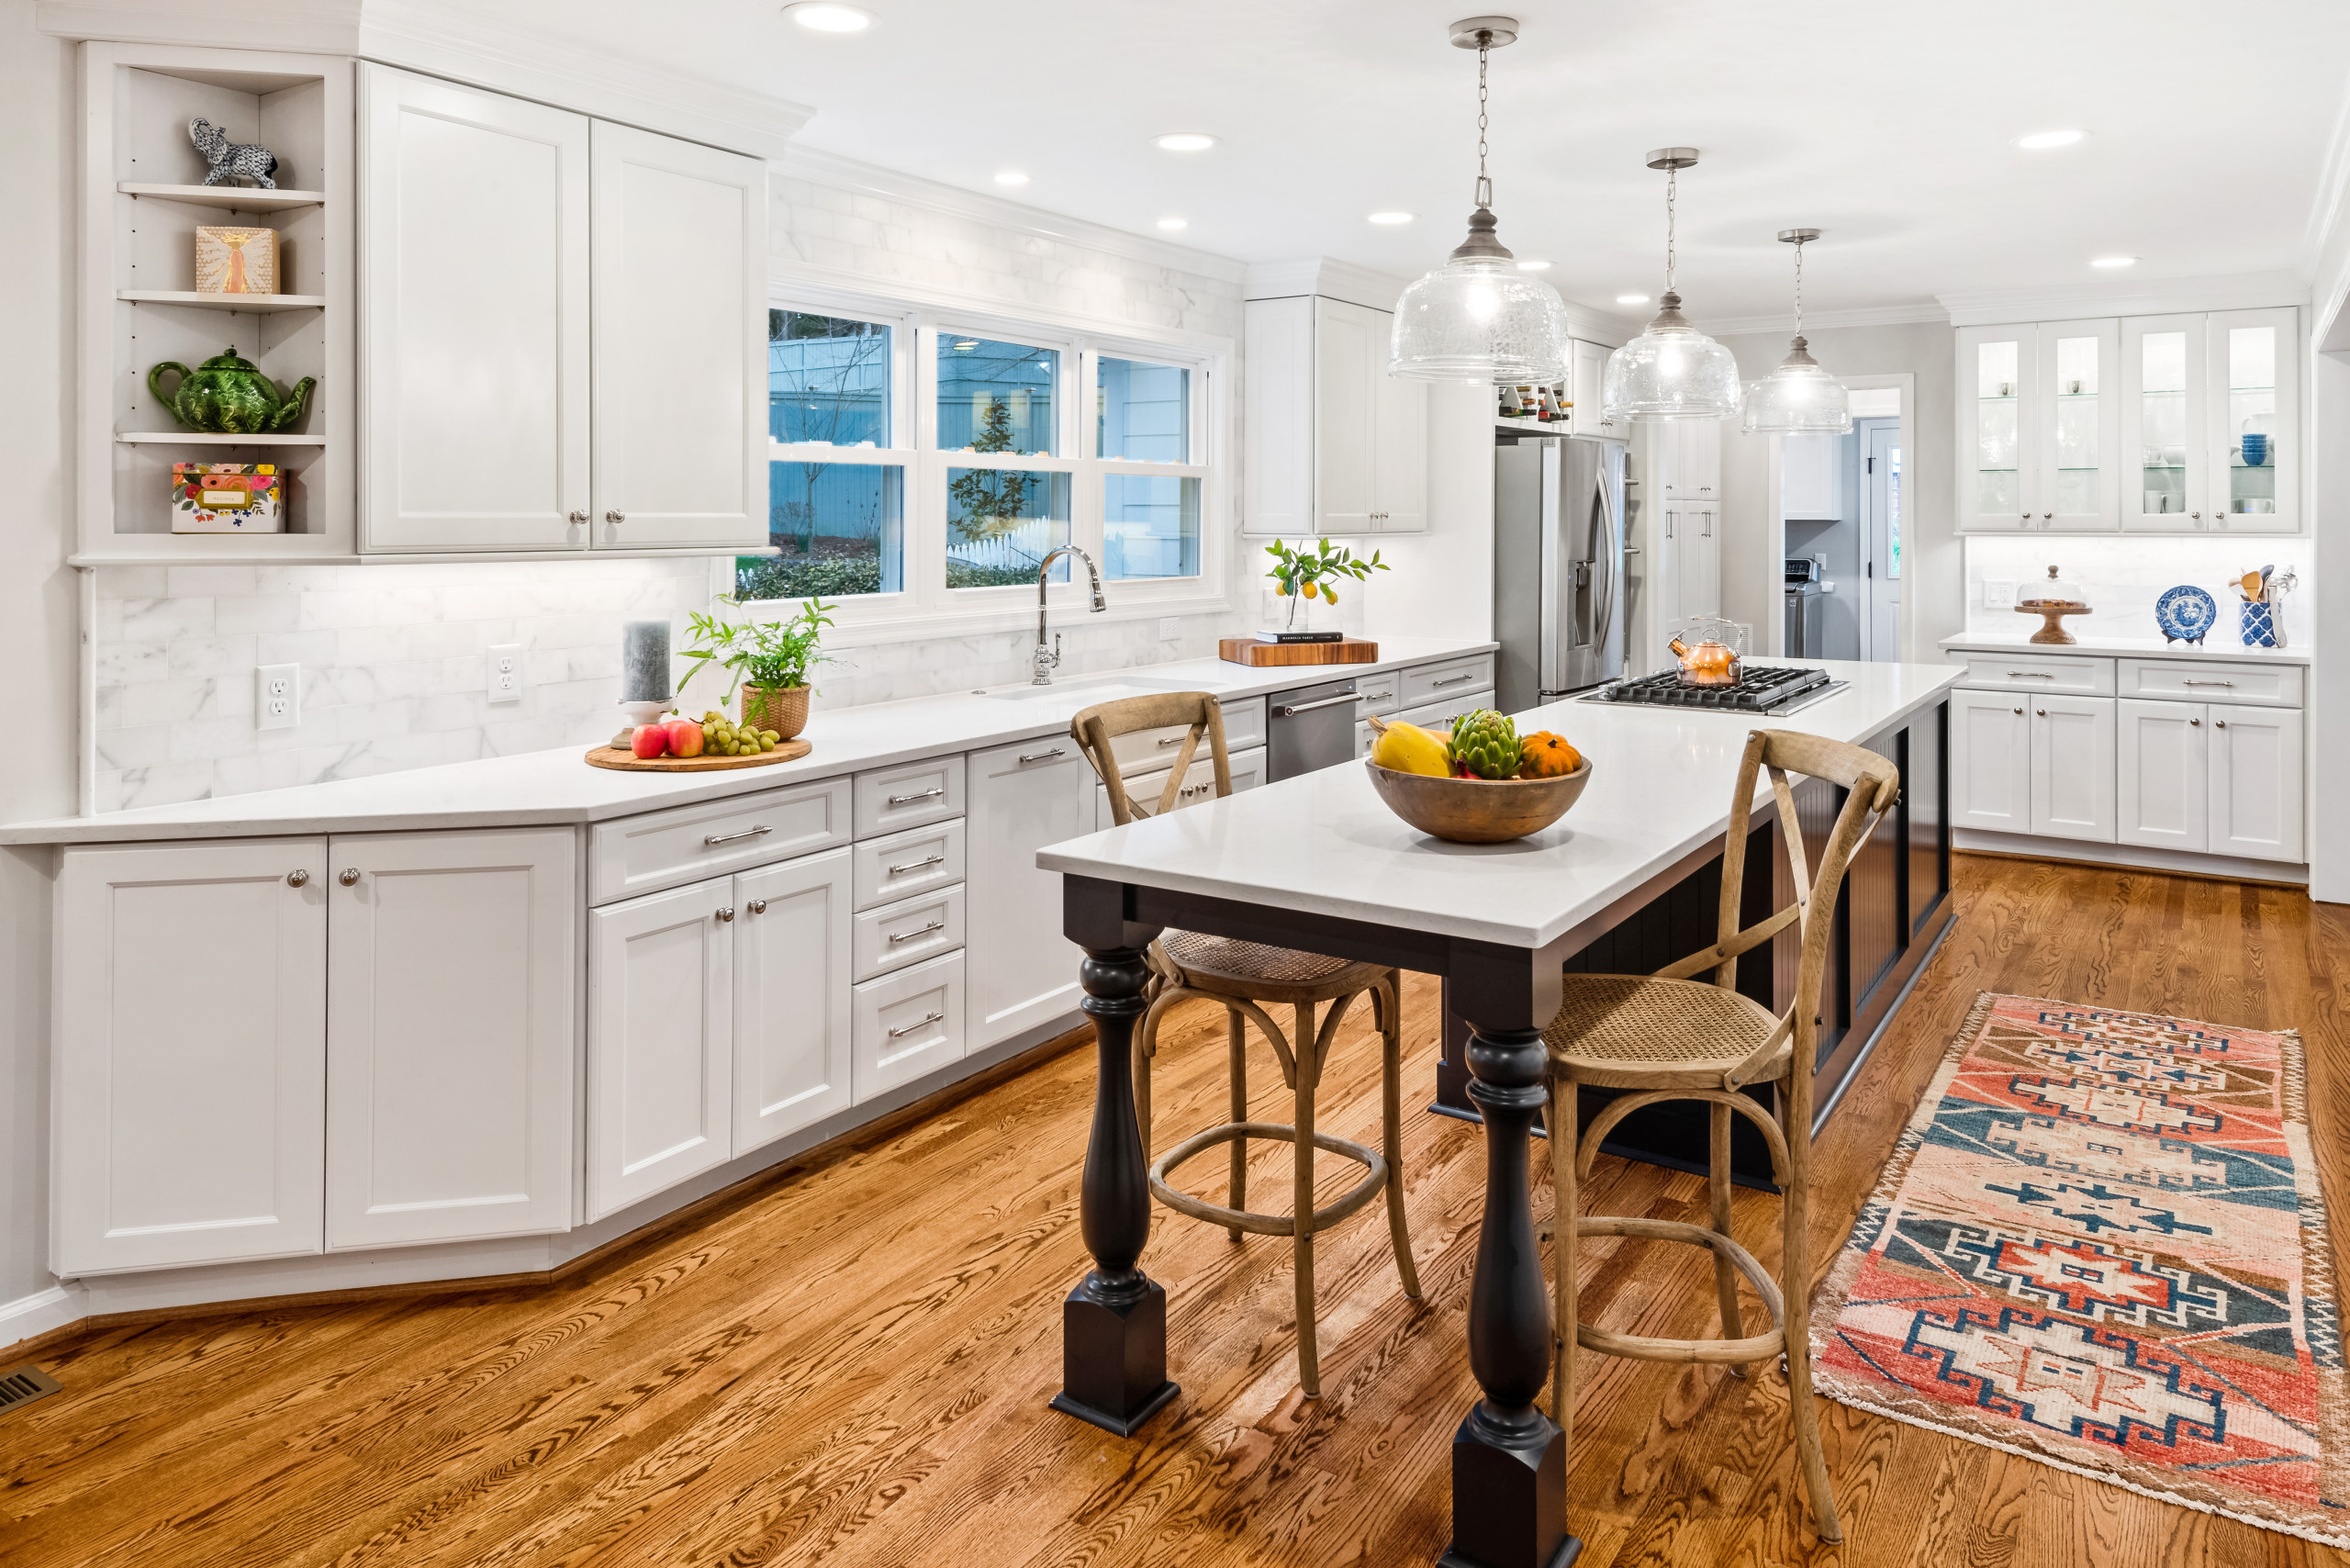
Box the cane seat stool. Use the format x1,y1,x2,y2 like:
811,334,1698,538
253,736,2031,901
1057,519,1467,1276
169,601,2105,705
1545,728,1899,1545
1069,691,1422,1397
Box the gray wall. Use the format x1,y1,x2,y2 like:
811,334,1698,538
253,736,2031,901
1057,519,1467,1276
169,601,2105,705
1716,320,1958,665
1,8,76,1314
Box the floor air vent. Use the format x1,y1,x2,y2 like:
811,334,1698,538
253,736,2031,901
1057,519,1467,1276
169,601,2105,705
0,1362,62,1416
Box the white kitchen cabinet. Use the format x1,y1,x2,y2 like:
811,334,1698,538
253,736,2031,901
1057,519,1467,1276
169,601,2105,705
852,883,967,982
1568,339,1623,438
588,120,767,550
1242,294,1427,534
965,735,1092,1048
2120,313,2211,532
2028,695,2117,841
852,950,968,1100
360,66,590,553
326,827,576,1249
1958,325,2037,532
53,839,328,1276
2032,319,2121,530
1780,432,1843,521
2206,308,2300,533
1952,689,2032,833
734,848,856,1153
2117,699,2209,851
1095,744,1268,826
587,876,734,1221
1678,505,1721,623
2209,702,2304,861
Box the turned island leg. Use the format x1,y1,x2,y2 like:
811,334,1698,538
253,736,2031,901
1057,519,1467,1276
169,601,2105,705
1049,939,1180,1437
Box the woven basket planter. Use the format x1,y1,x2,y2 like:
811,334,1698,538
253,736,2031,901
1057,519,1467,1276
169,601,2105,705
741,684,811,741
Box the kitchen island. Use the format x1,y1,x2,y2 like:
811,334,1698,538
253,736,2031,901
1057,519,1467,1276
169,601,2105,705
1036,658,1962,1568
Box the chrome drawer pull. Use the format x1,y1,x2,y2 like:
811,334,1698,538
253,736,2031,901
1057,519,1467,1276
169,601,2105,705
1019,747,1066,763
887,853,946,875
887,786,946,805
2005,670,2055,678
1157,735,1186,747
888,921,947,945
887,1010,945,1038
704,824,772,846
2183,679,2235,688
1431,673,1477,688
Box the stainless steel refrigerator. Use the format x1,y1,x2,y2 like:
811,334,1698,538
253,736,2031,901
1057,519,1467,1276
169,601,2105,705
1493,433,1627,711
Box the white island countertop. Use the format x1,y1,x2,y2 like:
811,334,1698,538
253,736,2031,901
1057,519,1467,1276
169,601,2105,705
1037,659,1964,952
1941,631,2310,666
0,638,1494,846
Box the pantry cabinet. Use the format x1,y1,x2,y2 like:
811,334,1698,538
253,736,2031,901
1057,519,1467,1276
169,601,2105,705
1242,294,1428,534
325,828,577,1249
52,839,328,1276
1960,308,2300,535
965,735,1094,1048
359,66,766,555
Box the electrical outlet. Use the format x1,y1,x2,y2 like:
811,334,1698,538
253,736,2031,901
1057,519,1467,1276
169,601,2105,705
256,663,299,730
487,643,524,704
1156,616,1181,642
1983,579,2019,610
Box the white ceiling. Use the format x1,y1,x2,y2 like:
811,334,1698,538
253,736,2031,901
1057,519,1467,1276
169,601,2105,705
426,0,2350,322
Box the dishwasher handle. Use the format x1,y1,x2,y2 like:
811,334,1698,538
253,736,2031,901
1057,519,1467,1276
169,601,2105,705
1277,692,1360,715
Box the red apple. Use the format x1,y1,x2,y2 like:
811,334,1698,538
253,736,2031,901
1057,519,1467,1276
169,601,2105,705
664,718,705,758
631,723,669,760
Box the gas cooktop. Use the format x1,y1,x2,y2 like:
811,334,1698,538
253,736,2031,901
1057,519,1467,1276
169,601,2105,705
1583,666,1849,716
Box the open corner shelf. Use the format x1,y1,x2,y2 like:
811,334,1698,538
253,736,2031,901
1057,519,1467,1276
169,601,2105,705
118,431,328,446
118,289,328,313
118,182,328,213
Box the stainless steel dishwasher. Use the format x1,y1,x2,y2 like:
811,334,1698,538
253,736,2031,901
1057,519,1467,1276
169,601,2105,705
1266,674,1360,781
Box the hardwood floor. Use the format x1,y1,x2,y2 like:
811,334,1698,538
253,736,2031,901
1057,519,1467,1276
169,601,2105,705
5,853,2347,1566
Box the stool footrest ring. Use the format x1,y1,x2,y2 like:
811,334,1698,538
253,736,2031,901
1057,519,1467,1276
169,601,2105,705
1569,1215,1787,1365
1148,1120,1387,1238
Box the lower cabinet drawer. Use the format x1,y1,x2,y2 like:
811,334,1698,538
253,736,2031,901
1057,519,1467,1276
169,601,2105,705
852,883,966,981
1097,745,1265,827
851,818,965,911
1402,654,1495,707
590,775,851,905
1103,697,1266,771
2116,657,2303,707
1353,669,1404,717
851,949,966,1102
1396,688,1494,734
1951,653,2112,696
854,755,967,838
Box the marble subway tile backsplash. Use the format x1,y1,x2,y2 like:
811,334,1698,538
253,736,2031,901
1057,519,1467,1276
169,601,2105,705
1964,535,2315,645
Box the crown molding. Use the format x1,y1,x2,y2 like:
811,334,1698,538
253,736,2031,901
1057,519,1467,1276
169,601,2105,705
778,146,1247,285
1246,256,1638,345
39,0,815,159
1701,301,1951,338
1938,271,2308,328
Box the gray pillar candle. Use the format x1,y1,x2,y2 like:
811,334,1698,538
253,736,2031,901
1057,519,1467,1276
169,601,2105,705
621,619,672,703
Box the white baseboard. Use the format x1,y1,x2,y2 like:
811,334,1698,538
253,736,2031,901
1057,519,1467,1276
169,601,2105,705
7,1010,1083,1351
1955,830,2310,886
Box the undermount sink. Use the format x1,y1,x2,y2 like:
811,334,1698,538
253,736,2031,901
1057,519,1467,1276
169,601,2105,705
983,677,1186,704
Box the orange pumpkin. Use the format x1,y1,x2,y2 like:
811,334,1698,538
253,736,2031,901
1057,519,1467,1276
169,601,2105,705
1517,731,1582,778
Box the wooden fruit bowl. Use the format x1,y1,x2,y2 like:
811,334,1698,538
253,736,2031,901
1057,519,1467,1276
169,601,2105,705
1366,758,1594,844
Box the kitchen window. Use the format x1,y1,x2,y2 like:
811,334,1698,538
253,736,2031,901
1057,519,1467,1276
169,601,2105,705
740,294,1223,625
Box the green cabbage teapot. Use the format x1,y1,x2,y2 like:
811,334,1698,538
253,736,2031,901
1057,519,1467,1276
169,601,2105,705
147,347,315,435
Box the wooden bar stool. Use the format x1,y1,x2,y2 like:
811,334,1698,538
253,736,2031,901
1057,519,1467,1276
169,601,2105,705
1545,728,1898,1545
1069,692,1421,1397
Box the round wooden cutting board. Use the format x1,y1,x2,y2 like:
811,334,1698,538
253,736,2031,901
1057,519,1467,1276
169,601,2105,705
585,738,812,772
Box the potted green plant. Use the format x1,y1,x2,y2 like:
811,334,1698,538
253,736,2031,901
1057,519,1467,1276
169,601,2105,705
1263,538,1386,637
677,597,838,740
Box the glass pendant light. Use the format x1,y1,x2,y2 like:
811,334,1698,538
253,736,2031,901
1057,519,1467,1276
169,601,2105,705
1602,149,1742,421
1388,16,1569,385
1742,228,1852,434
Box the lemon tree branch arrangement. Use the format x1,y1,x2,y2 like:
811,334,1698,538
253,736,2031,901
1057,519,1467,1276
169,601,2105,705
1264,538,1385,636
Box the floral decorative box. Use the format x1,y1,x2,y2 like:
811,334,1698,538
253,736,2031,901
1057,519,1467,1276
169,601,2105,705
195,226,279,295
171,463,282,533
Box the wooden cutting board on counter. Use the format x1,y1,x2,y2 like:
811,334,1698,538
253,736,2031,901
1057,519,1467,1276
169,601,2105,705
585,739,811,772
1217,637,1380,667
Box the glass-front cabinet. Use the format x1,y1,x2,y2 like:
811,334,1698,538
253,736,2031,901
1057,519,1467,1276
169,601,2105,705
1964,307,2300,535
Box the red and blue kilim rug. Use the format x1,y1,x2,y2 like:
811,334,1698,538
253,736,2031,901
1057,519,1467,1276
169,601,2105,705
1812,992,2347,1544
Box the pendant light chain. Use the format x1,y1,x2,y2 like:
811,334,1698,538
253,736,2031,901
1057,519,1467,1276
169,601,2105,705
1473,34,1492,208
1663,163,1678,296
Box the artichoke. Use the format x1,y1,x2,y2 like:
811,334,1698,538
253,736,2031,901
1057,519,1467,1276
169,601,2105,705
1448,709,1521,780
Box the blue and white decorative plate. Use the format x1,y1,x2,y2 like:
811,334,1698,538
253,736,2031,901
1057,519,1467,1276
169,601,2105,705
2154,584,2218,644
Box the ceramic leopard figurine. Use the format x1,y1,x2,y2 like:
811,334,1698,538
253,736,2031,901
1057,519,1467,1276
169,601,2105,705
188,118,279,189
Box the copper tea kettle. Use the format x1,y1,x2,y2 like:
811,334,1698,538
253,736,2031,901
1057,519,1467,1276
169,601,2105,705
1668,616,1746,688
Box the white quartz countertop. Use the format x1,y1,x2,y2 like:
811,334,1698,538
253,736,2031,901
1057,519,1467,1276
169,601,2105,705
1941,632,2310,666
0,638,1495,846
1036,659,1963,952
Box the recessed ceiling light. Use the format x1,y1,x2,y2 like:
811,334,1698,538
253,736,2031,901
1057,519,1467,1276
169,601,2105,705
993,171,1029,187
783,3,875,33
1156,217,1188,231
1516,260,1552,271
1616,293,1651,306
2016,128,2085,150
1368,211,1414,226
1153,132,1215,152
2090,255,2139,268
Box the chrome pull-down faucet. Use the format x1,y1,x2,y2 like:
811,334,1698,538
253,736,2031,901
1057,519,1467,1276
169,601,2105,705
1031,545,1106,685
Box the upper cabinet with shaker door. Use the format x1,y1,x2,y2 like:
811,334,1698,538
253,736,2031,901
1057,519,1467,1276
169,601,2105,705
1962,308,2300,535
360,69,768,555
1568,339,1623,438
361,67,591,553
1243,295,1428,534
588,121,767,550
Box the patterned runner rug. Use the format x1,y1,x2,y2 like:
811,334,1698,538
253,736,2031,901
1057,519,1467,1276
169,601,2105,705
1812,993,2348,1544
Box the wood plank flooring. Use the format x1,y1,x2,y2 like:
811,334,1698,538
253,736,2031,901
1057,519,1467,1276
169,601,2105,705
5,854,2347,1566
